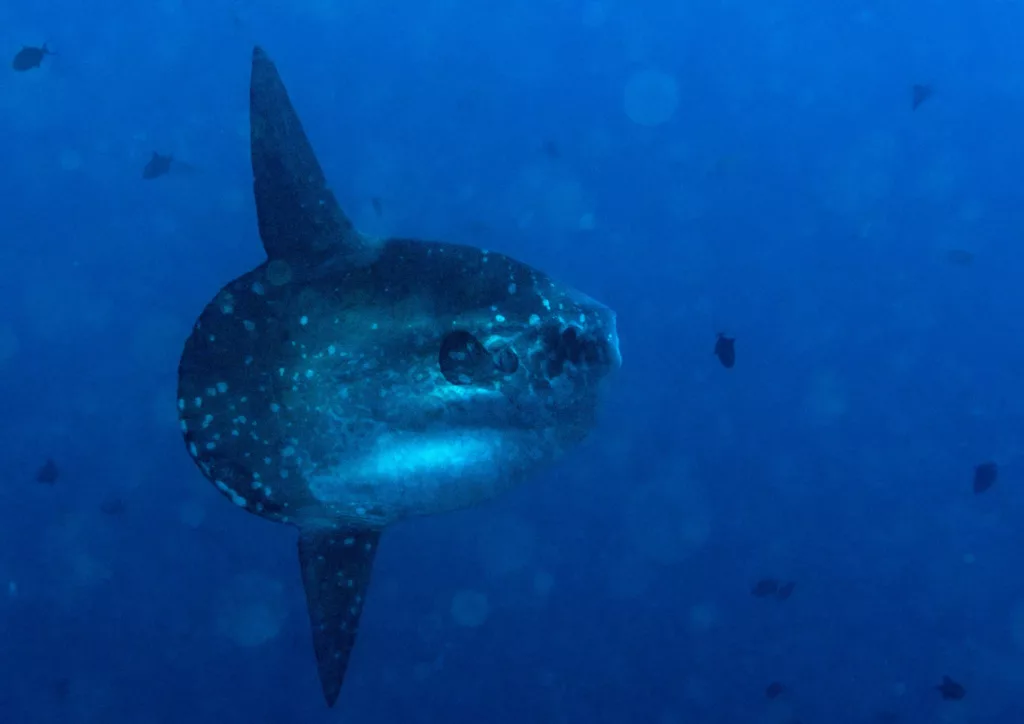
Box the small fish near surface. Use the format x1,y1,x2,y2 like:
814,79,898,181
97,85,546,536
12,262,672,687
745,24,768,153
912,83,933,111
945,248,975,267
714,333,735,368
765,681,787,699
142,152,173,180
100,495,127,516
12,43,53,71
142,152,198,180
973,461,997,494
35,458,59,484
936,675,965,700
751,578,797,600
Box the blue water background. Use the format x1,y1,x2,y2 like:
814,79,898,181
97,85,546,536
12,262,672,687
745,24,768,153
3,0,1024,722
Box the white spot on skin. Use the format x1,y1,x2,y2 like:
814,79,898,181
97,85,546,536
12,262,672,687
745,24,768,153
529,314,541,326
178,398,185,410
495,314,506,323
300,316,309,326
216,481,248,508
216,382,229,393
328,345,336,355
269,403,280,413
508,283,517,294
305,369,314,379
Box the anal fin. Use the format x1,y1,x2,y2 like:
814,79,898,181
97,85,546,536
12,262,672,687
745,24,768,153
297,527,381,707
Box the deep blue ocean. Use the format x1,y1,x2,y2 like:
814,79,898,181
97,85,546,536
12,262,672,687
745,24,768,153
4,1,1024,722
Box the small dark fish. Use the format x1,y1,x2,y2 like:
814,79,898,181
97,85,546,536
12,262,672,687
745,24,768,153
936,675,965,700
371,197,383,217
751,578,779,597
912,83,933,110
946,248,975,267
776,581,797,600
714,333,735,368
35,458,59,484
142,152,173,180
53,677,71,703
12,43,52,71
765,682,786,699
100,496,127,516
541,139,560,159
973,461,997,494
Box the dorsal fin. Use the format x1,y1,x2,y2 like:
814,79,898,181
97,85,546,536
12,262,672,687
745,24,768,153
249,46,370,273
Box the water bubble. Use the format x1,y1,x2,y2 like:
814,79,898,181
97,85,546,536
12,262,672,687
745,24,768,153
450,589,490,628
215,572,287,647
59,149,83,171
623,68,679,126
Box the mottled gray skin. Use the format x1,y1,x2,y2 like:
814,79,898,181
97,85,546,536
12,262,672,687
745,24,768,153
177,46,621,708
179,242,619,529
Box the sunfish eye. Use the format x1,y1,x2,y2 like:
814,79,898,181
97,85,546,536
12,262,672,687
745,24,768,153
439,330,490,385
493,347,519,375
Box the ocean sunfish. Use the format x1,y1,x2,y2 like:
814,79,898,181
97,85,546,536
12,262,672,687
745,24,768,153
177,46,622,707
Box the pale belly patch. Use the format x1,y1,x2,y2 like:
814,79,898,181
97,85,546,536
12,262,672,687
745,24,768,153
304,429,527,524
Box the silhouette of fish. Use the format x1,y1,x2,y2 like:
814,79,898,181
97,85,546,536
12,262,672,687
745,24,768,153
751,578,797,600
765,682,786,699
371,197,383,217
142,151,198,180
973,462,997,494
100,496,127,515
936,675,965,700
912,83,933,110
12,43,52,71
142,152,173,180
541,139,560,159
714,333,735,368
946,248,974,267
35,458,59,484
